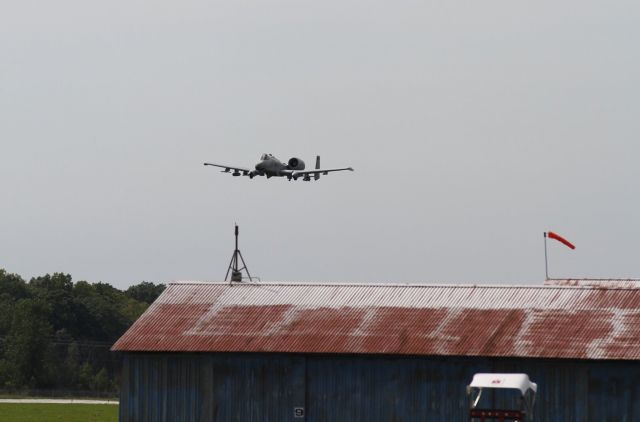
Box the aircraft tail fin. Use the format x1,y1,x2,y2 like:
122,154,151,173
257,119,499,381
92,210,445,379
314,155,320,180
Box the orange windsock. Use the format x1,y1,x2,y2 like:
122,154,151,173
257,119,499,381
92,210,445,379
547,231,575,250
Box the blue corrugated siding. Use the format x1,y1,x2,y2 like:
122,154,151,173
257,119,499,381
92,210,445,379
207,354,304,421
305,356,484,421
120,353,640,421
121,354,305,422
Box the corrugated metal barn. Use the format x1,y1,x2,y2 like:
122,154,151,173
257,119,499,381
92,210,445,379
112,281,640,421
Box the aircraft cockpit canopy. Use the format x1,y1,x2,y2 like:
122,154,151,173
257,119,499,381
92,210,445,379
260,153,273,160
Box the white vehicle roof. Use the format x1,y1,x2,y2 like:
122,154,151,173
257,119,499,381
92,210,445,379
469,373,537,395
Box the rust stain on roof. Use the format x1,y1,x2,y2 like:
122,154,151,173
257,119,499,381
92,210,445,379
112,282,640,360
522,310,614,359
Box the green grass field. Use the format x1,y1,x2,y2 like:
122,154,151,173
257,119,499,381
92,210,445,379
0,403,118,422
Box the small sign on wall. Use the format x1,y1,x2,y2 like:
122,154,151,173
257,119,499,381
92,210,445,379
294,407,305,418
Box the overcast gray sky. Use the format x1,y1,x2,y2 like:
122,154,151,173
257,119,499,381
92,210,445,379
2,0,639,289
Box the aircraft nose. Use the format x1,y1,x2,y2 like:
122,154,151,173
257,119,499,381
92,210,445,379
255,162,264,171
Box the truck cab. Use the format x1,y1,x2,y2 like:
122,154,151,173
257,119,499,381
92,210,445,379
467,373,537,422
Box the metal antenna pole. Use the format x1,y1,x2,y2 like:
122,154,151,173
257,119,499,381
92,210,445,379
544,232,549,280
225,224,253,283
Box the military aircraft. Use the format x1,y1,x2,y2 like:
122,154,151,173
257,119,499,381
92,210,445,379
204,154,354,181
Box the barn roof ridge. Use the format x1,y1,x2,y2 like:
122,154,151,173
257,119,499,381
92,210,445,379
168,280,640,291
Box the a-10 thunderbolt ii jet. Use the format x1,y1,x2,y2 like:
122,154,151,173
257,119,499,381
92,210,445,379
204,154,354,181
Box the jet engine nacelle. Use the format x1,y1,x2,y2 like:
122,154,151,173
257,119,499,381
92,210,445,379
287,157,305,170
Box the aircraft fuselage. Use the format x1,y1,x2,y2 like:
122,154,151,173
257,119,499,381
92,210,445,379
253,156,288,177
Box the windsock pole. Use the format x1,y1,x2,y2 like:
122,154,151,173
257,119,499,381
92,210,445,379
544,232,549,280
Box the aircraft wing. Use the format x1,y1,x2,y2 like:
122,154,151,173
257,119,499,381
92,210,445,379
204,162,252,175
291,167,354,179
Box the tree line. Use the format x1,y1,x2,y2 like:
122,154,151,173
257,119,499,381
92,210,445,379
0,269,164,395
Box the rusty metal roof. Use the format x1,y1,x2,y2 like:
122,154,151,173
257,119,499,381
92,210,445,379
112,281,640,360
